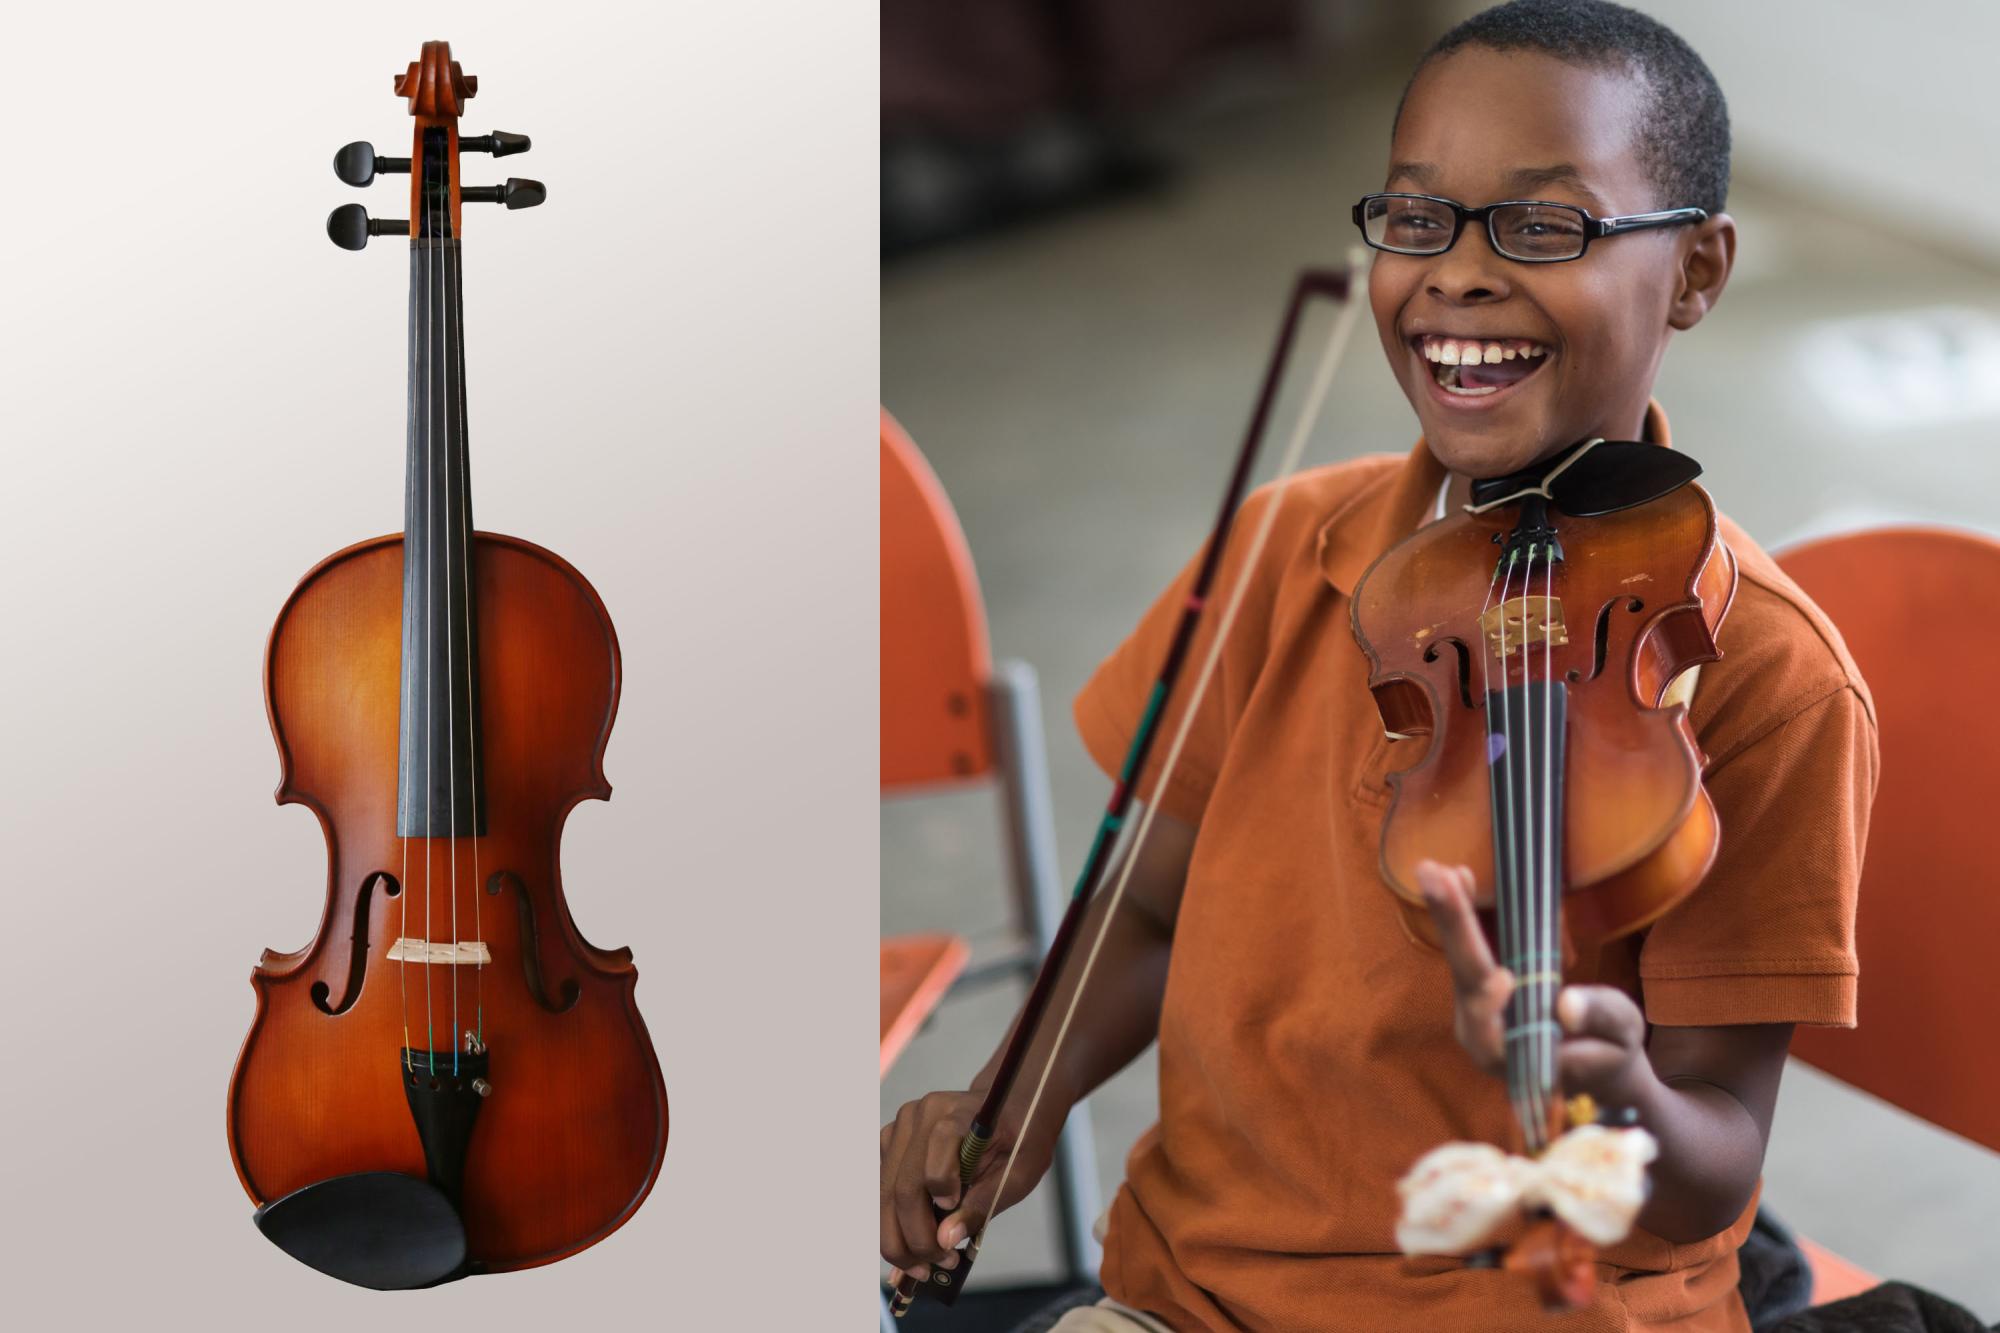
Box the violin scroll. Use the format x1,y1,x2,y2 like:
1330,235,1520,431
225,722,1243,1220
396,41,476,118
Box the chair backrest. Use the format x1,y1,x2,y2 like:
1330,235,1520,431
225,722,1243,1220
1780,526,2000,1155
881,409,995,789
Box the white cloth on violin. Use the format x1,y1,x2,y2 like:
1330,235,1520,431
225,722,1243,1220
1395,1123,1659,1254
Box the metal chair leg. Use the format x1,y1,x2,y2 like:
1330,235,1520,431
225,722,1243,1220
991,659,1105,1283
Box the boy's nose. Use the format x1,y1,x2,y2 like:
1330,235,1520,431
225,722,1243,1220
1425,227,1514,305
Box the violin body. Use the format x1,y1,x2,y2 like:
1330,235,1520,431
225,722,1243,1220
1354,479,1737,951
229,533,666,1271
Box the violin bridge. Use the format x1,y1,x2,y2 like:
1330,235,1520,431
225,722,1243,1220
386,938,492,965
1481,596,1568,660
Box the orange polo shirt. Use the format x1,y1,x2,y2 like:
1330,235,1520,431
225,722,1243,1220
1073,404,1877,1332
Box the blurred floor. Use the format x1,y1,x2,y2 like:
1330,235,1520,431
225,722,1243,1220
882,50,2000,1321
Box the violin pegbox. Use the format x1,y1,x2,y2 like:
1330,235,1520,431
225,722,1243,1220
326,40,544,252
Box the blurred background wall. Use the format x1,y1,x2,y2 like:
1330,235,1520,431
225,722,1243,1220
888,0,2000,265
1556,0,2000,265
883,0,2000,1319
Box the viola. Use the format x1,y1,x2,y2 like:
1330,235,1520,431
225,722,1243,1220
226,42,667,1289
1352,438,1737,1306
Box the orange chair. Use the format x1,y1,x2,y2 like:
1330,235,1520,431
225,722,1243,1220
1775,526,2000,1304
882,934,970,1078
881,408,1104,1299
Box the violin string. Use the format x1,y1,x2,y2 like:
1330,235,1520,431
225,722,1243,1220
1480,549,1507,1126
441,148,461,1079
1525,543,1548,1150
422,134,437,1075
399,190,416,1074
1517,542,1540,1149
1541,544,1558,1143
1512,556,1537,1144
1494,547,1529,1142
1534,544,1554,1147
972,277,1371,1255
451,168,483,1049
1535,543,1550,1146
1474,550,1517,1134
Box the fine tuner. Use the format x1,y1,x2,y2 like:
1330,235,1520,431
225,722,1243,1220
326,128,542,250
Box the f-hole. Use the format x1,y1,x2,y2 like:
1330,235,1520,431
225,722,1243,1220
1586,596,1647,681
487,870,581,1013
1423,637,1475,711
312,871,399,1015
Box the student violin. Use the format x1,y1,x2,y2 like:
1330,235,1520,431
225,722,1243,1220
1352,438,1736,1306
226,42,667,1288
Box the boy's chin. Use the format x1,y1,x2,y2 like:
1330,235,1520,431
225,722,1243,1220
1417,422,1555,481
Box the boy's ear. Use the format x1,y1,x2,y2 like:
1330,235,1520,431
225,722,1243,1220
1667,213,1736,331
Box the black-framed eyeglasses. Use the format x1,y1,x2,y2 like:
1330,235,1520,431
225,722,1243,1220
1352,192,1708,263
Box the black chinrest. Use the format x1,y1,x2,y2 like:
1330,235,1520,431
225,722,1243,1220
253,1171,467,1290
1470,438,1704,518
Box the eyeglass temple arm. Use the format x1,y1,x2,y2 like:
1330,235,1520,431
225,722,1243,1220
1594,208,1709,236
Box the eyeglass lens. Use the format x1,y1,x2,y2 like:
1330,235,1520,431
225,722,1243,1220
1361,196,1588,261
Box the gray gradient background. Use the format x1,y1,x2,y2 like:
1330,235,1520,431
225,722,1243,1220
2,2,875,1327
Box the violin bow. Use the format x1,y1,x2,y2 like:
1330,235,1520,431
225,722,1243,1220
891,248,1374,1316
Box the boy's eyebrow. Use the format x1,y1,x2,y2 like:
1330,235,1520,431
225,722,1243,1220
1384,161,1609,211
1386,161,1441,190
1502,164,1606,209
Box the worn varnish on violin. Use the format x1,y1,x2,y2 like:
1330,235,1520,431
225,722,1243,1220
1355,438,1736,1308
226,42,666,1288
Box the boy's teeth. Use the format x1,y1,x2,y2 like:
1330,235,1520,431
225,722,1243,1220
1419,336,1549,364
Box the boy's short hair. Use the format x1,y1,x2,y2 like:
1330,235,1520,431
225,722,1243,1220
1397,0,1731,217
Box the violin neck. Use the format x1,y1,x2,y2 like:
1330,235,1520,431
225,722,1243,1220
1485,677,1568,1152
397,125,486,838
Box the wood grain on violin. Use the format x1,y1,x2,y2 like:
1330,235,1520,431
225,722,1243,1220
1354,472,1736,949
227,42,664,1285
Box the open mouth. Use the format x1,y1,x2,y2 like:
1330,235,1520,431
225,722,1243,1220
1413,334,1552,400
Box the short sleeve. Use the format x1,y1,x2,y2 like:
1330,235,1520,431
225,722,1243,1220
1639,684,1877,1027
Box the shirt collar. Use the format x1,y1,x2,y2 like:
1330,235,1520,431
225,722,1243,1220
1316,398,1673,595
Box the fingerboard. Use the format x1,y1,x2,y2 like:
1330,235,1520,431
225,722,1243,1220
1485,679,1567,1152
397,126,486,838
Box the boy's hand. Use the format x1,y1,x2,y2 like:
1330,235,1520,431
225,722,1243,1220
880,1090,1056,1286
1415,859,1656,1110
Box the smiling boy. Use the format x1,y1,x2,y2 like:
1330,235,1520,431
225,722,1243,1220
880,3,1877,1329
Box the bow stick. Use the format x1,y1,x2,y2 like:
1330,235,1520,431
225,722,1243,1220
891,249,1374,1315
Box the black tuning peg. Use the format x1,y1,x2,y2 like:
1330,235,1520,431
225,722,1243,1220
333,141,411,187
461,178,547,210
461,131,530,157
327,203,409,250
